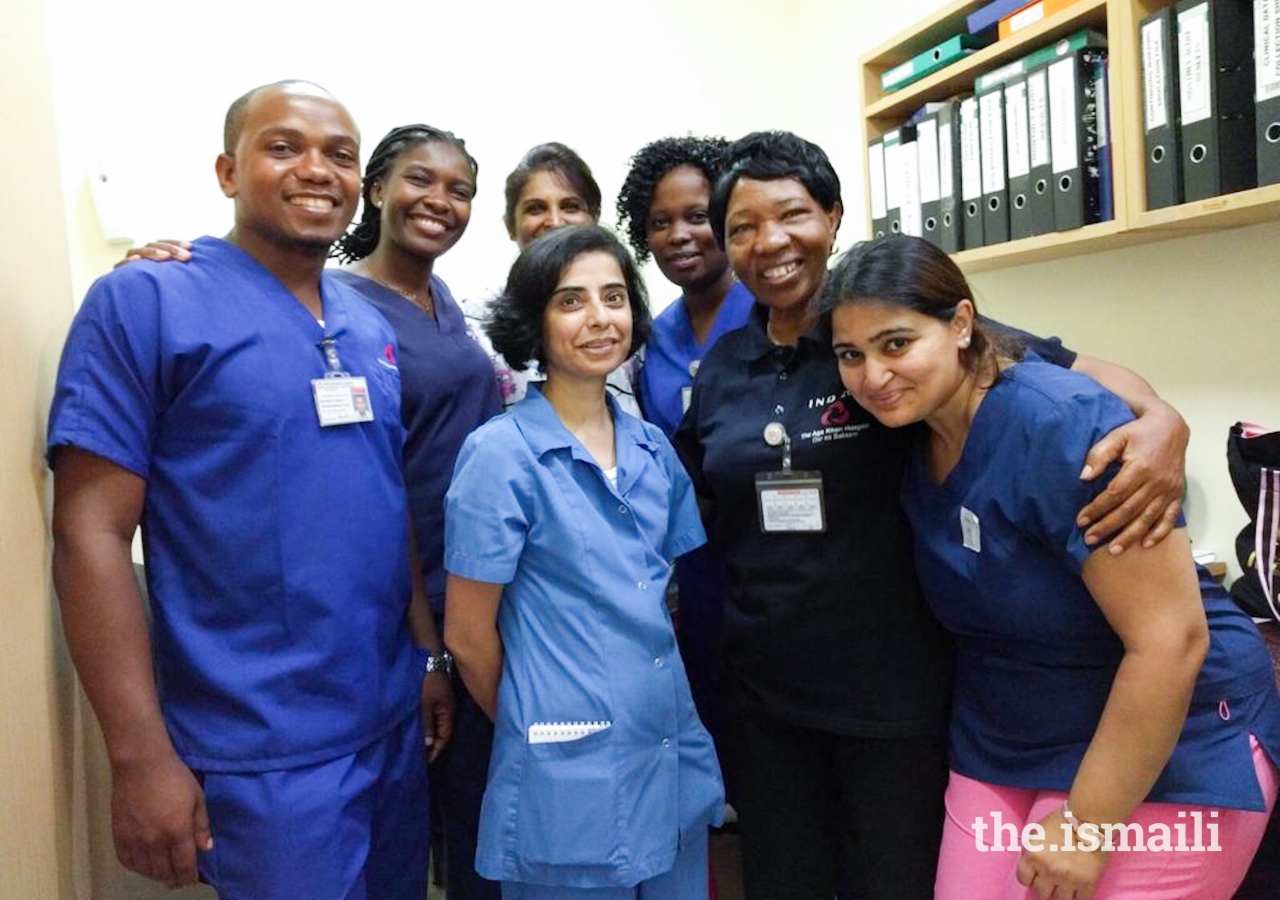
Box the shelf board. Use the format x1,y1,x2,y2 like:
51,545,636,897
863,0,1108,123
1133,183,1280,232
952,219,1137,273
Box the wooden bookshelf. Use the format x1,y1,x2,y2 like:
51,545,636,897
859,0,1280,272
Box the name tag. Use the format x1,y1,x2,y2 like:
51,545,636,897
755,471,826,533
312,376,375,427
960,506,982,552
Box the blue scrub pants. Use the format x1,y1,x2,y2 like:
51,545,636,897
499,833,708,899
196,710,429,900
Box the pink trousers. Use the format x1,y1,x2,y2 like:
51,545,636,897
935,738,1278,899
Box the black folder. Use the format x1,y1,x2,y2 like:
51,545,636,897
868,137,889,238
1004,76,1034,240
978,83,1010,245
1176,0,1255,202
1026,65,1056,235
1048,48,1108,231
1140,7,1183,209
960,96,985,249
1256,9,1280,187
937,100,965,252
917,114,944,248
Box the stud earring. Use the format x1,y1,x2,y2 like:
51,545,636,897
959,335,971,348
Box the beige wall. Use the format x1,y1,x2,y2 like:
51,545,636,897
1,0,80,896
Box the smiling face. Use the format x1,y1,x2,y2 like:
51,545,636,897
510,170,596,248
217,85,361,256
541,250,633,386
723,177,840,313
830,299,974,429
371,140,474,263
647,165,731,294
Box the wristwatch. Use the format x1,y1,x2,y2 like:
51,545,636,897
424,650,453,677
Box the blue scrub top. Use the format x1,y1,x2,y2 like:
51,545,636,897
901,360,1280,810
333,270,502,614
445,390,724,887
638,281,755,438
48,237,422,772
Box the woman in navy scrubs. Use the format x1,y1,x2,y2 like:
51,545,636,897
672,131,1192,900
444,225,723,898
825,234,1280,900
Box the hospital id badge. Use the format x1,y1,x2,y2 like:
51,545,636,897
311,376,375,427
755,471,826,533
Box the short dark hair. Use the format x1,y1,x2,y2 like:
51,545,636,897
332,124,478,263
710,131,842,247
223,80,332,154
486,224,651,373
502,143,601,238
821,234,1011,375
615,136,729,263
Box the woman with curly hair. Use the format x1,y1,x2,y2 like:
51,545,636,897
616,137,756,758
616,136,754,438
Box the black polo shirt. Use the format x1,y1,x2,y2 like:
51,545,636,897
672,305,1074,738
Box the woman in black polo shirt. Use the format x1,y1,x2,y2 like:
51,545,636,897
672,131,1190,900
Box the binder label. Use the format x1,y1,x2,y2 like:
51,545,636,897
1029,69,1051,168
1142,19,1169,130
1009,2,1047,33
980,90,1007,192
901,140,923,236
1049,58,1080,174
869,141,887,219
1178,3,1212,125
1259,0,1280,102
1007,81,1032,178
1097,65,1110,149
917,119,942,204
885,130,903,211
939,115,956,198
961,98,983,201
884,59,916,87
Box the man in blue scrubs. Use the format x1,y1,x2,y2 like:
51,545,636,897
48,81,449,899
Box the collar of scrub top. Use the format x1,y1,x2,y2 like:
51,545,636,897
729,301,834,363
511,387,660,491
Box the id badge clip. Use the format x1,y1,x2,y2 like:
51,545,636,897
755,421,826,533
312,337,375,427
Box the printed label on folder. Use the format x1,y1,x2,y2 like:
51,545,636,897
1178,3,1211,125
1142,19,1169,129
1259,0,1280,102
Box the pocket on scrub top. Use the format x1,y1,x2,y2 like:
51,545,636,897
516,725,618,866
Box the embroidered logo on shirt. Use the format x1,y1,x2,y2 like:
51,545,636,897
820,400,852,427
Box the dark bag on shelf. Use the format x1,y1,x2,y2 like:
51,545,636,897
1226,422,1280,621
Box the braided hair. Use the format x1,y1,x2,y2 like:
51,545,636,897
615,136,728,263
332,124,478,263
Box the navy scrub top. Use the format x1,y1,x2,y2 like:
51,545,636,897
901,360,1280,810
332,270,502,614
